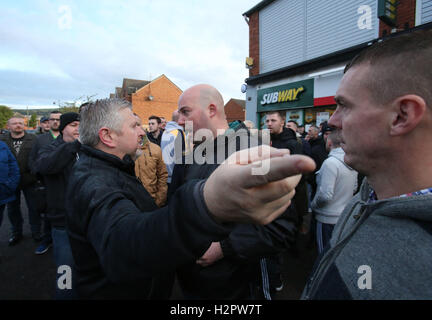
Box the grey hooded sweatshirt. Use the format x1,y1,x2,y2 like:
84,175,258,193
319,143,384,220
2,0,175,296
160,121,185,183
302,179,432,299
311,147,358,224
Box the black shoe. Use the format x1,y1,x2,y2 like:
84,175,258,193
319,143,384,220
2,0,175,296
32,232,43,242
8,234,23,246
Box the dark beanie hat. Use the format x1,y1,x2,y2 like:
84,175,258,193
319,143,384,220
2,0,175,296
321,121,334,135
59,112,80,133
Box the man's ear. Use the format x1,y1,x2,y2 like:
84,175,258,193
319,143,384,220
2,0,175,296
208,104,217,118
98,127,117,148
390,95,427,136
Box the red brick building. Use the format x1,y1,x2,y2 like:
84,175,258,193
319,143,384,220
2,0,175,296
224,98,245,123
111,75,183,127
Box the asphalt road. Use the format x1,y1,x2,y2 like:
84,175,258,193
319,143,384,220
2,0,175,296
0,195,56,300
0,194,318,300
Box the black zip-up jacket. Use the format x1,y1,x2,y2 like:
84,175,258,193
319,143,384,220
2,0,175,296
33,136,80,228
29,132,55,166
308,136,329,193
147,130,162,146
172,123,297,299
65,145,232,299
0,132,37,189
270,127,306,226
28,132,55,213
270,127,303,154
309,136,328,172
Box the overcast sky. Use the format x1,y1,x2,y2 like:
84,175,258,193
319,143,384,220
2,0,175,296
0,0,259,109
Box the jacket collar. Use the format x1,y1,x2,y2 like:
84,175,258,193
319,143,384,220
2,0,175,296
80,144,136,176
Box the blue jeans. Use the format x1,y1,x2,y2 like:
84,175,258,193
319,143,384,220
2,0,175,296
316,221,335,254
51,227,78,299
7,187,41,235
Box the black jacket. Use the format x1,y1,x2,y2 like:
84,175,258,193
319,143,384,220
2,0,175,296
33,136,80,228
270,127,306,227
65,145,232,299
309,136,328,172
147,131,162,146
308,136,328,195
29,132,55,173
0,132,37,189
172,123,297,299
28,132,56,213
270,127,303,155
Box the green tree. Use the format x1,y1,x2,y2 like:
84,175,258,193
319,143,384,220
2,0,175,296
0,105,14,129
29,113,37,128
59,106,79,113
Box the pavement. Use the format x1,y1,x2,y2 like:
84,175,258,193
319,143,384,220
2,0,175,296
0,195,56,300
0,194,318,300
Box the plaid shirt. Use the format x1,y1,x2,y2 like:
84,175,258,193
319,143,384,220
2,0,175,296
368,187,432,203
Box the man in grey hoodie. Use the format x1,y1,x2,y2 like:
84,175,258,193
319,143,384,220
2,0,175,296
160,110,186,185
310,130,357,254
302,29,432,300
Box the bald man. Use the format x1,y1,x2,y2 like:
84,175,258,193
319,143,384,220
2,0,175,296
1,117,40,246
173,84,299,300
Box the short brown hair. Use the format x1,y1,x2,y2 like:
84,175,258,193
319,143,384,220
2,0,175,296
345,29,432,108
266,111,285,121
148,115,161,124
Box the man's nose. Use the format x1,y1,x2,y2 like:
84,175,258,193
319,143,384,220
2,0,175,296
328,110,340,128
178,114,185,126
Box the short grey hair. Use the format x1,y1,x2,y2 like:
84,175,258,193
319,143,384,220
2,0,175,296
328,130,342,147
79,98,132,146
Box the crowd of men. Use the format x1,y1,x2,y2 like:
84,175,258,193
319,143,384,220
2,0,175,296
0,29,431,299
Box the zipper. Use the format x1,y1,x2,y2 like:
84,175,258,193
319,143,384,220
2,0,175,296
304,201,369,299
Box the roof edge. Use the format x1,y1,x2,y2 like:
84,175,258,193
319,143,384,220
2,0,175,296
246,22,432,86
243,0,275,17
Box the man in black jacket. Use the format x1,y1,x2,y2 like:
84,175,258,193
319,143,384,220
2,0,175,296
147,115,162,146
65,98,314,299
170,85,300,300
1,116,39,246
307,125,328,175
266,111,305,292
29,110,62,254
33,112,80,299
36,116,50,135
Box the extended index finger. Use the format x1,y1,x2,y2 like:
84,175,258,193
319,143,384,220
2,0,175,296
224,145,290,165
241,154,316,189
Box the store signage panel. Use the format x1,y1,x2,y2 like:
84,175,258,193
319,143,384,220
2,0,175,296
378,0,398,27
286,110,304,126
257,79,314,112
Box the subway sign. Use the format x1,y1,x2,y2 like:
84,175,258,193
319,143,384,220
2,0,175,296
257,79,314,112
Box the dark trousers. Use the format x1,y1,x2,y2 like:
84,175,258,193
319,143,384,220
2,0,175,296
7,187,41,236
41,215,52,243
0,204,5,228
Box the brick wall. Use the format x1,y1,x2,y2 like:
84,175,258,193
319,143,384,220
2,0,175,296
224,99,245,123
132,75,182,126
249,11,260,77
379,0,416,37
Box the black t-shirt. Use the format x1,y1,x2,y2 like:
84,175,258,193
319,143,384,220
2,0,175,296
12,136,24,154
